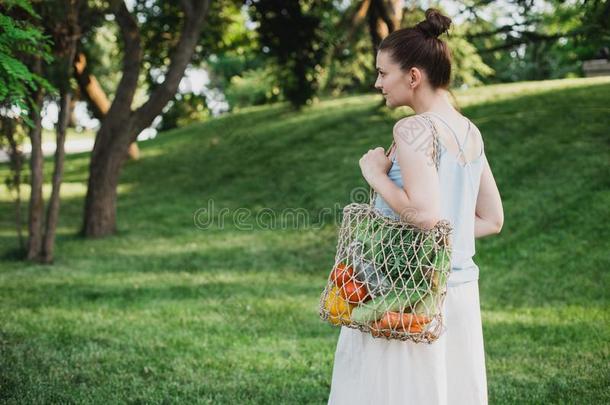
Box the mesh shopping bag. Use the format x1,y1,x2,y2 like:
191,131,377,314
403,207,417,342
318,114,453,343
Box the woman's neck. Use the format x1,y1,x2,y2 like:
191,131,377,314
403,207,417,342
411,88,456,116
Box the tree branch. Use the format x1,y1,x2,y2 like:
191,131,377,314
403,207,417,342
132,0,210,137
328,0,371,58
375,0,401,33
477,27,586,54
106,0,142,124
73,51,110,120
465,19,543,40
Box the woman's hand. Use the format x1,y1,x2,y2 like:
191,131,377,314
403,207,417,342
359,147,392,185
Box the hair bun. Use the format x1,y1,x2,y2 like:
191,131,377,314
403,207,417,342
416,8,452,38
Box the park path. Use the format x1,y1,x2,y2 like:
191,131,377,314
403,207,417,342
0,138,95,163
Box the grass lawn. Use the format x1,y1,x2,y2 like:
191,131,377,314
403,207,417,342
1,76,609,404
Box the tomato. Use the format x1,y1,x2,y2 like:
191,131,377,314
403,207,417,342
339,280,370,304
330,263,354,287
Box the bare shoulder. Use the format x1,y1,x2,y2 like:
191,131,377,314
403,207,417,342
468,118,483,139
392,115,432,144
466,117,485,152
392,115,437,167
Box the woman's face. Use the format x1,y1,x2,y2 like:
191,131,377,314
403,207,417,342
374,50,416,108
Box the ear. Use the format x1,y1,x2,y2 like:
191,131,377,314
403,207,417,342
408,67,423,89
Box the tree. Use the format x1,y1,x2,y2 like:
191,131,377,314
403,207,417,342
204,3,278,111
317,2,492,95
36,0,81,262
460,0,609,82
72,0,232,159
74,51,141,160
134,0,235,124
81,0,210,237
0,0,54,123
246,0,329,109
0,0,55,259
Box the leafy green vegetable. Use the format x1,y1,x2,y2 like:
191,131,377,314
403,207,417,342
351,288,429,324
350,217,446,295
413,291,438,318
415,233,436,267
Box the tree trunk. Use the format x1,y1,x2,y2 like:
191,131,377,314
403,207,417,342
41,87,72,263
320,0,403,95
81,131,128,237
68,96,78,128
320,0,371,93
73,51,140,160
2,117,25,252
376,0,403,33
40,2,80,263
368,1,387,64
26,58,45,261
81,0,210,238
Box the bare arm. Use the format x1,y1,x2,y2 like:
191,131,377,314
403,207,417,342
475,153,504,238
366,116,441,230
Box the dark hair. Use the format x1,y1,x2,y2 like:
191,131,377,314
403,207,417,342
378,8,453,89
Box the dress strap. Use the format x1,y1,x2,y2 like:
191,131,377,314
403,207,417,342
421,111,478,198
423,111,472,164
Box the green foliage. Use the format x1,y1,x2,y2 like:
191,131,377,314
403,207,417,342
78,20,121,100
246,0,330,109
0,0,55,124
136,0,235,73
158,93,210,132
317,4,494,95
320,35,374,96
316,5,375,97
224,65,280,109
466,0,609,83
446,24,495,87
136,0,239,96
70,1,242,125
204,5,269,111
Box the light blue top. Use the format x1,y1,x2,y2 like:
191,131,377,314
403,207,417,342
373,112,486,287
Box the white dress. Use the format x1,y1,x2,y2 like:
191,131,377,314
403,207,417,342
327,112,489,405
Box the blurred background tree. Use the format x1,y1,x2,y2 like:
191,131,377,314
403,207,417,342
2,0,608,246
463,0,609,82
245,0,330,109
0,0,56,261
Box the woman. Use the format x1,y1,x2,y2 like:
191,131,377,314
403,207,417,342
327,8,504,405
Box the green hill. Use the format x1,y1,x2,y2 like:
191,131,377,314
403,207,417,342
1,77,609,403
